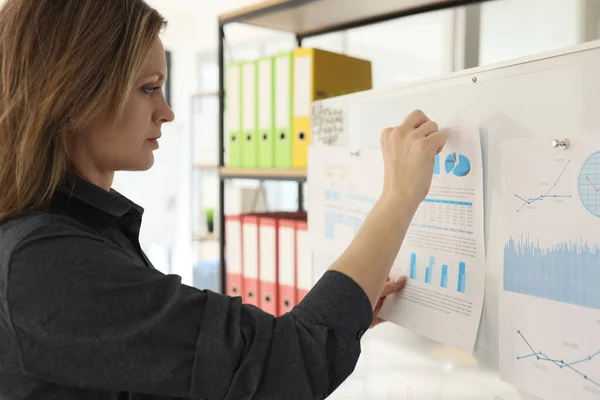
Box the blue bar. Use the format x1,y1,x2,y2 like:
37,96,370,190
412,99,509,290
441,265,448,288
423,198,473,207
434,154,440,175
458,262,466,293
410,253,417,280
425,256,435,284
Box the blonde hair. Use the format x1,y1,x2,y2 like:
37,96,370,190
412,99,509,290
0,0,166,218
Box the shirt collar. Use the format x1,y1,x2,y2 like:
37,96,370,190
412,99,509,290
57,174,144,219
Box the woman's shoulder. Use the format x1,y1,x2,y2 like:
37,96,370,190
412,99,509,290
0,211,99,250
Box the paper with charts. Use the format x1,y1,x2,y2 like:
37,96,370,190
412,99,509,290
308,127,485,353
499,138,600,400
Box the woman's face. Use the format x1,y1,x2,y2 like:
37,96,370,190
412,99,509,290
70,38,175,188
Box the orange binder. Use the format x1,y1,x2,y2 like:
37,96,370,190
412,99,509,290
277,218,296,315
295,220,311,302
242,215,260,307
258,216,279,315
225,215,243,297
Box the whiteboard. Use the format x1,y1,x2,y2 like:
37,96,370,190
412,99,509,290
308,39,600,400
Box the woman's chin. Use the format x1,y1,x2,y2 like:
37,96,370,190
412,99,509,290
118,155,155,172
139,157,155,171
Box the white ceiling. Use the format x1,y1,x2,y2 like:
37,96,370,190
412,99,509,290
0,0,261,51
147,0,291,51
148,0,453,60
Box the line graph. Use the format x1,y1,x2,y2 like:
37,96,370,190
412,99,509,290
516,330,600,388
514,160,572,212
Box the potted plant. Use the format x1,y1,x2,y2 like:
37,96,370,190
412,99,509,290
204,208,214,233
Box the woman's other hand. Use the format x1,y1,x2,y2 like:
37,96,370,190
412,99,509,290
371,276,407,328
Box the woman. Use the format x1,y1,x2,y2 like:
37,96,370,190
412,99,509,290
0,0,445,399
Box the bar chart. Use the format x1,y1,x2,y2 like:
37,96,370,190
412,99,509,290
504,236,600,309
409,252,467,294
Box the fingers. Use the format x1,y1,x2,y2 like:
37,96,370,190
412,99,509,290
371,298,386,328
380,276,407,297
403,109,430,129
427,131,447,155
371,277,407,329
382,110,445,156
413,120,439,137
384,109,432,141
380,127,393,146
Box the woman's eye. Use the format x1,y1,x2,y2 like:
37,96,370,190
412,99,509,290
143,86,161,96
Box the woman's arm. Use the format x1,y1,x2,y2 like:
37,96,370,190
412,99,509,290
330,110,446,308
3,215,372,400
329,195,415,308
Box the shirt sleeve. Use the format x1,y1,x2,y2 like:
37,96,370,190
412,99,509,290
7,223,373,400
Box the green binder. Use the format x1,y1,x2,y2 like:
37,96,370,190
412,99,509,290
273,51,293,169
226,62,242,167
257,56,275,168
241,61,258,168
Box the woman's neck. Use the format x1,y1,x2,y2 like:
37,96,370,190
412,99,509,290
75,169,114,192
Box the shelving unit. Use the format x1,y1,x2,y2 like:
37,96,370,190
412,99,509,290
192,232,219,242
192,90,219,99
219,167,307,181
192,163,219,170
216,0,489,294
190,90,219,254
219,0,485,37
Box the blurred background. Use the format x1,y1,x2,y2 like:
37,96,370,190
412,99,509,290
115,0,595,292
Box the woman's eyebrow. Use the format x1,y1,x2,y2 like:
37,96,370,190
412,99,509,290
140,72,165,81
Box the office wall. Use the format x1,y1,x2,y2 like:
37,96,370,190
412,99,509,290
346,9,451,87
479,0,581,66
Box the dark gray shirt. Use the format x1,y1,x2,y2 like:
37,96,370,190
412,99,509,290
0,175,373,399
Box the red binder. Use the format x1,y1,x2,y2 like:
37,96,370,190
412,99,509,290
277,218,296,315
295,220,311,302
258,216,279,315
241,215,260,307
225,215,243,298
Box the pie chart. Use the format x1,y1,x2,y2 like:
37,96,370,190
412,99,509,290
445,153,471,177
578,151,600,217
